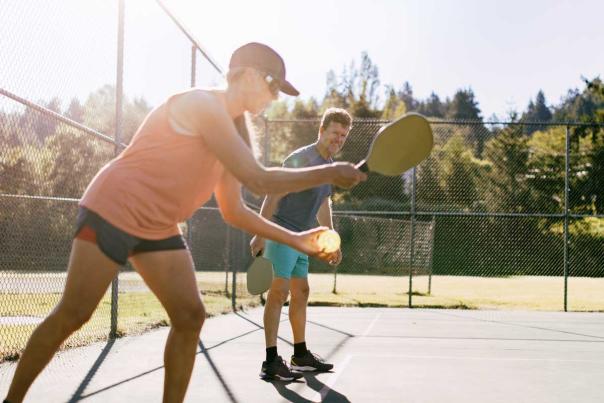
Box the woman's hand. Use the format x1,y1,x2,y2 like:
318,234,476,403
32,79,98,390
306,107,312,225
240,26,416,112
293,227,340,264
330,162,367,189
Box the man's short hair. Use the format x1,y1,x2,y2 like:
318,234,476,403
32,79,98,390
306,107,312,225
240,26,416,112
320,108,352,130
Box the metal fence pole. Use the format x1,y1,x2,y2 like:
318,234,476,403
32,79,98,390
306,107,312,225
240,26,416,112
563,125,570,312
190,45,197,87
224,226,230,295
408,167,417,308
263,115,270,165
231,230,238,310
427,216,435,295
110,0,125,338
185,46,196,250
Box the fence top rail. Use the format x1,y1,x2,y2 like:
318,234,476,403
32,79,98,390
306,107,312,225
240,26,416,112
155,0,224,76
265,117,604,127
333,210,604,219
0,87,119,146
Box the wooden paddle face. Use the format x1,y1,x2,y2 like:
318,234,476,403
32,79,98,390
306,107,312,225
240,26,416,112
360,113,433,176
246,255,274,295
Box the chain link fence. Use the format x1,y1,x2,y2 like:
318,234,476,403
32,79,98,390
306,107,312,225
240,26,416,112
255,119,604,311
0,0,241,368
1,0,603,378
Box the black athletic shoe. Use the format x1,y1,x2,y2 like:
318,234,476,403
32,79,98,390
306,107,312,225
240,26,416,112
290,351,334,372
260,356,303,381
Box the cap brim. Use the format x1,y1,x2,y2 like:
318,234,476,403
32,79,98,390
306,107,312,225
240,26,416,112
280,80,299,96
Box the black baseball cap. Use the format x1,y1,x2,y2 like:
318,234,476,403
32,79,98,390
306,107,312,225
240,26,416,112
229,42,299,96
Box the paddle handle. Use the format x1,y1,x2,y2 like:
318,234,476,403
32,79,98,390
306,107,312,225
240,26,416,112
356,160,369,173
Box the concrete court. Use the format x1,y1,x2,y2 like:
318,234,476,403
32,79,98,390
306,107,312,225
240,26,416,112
1,307,603,403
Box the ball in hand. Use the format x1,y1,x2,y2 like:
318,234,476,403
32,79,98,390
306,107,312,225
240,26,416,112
317,230,341,253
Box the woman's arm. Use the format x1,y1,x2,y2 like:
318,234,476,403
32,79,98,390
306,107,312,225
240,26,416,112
214,169,331,259
170,90,366,195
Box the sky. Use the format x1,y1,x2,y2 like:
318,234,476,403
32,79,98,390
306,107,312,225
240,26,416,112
1,0,603,119
168,0,604,118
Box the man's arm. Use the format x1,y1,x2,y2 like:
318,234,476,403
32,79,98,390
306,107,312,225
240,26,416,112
249,193,285,255
316,197,334,229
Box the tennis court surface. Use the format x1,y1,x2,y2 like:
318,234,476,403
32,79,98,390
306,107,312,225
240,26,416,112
1,306,603,402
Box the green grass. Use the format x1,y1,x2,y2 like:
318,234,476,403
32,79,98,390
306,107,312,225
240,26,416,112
0,271,257,362
2,272,603,363
307,273,604,311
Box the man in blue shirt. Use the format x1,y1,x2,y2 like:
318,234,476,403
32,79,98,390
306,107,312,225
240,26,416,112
250,108,352,381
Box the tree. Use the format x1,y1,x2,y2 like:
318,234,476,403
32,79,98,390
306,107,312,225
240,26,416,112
418,92,445,118
81,85,151,144
320,52,381,117
397,82,419,112
416,148,444,210
66,98,85,123
381,86,406,120
440,134,481,209
322,70,349,110
446,88,485,157
575,77,604,213
18,98,62,144
482,126,532,212
447,88,482,120
521,90,552,134
42,127,113,198
526,128,566,213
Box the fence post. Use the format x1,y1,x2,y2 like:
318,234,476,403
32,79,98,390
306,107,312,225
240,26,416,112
110,0,125,339
263,115,270,165
563,125,570,312
231,230,239,310
190,45,197,87
408,167,417,308
427,216,435,295
185,46,196,265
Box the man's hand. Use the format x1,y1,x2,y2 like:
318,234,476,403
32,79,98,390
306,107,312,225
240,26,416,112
250,235,265,256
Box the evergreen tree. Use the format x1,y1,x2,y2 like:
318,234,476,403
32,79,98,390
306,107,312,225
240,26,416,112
397,81,419,112
521,90,552,134
419,92,445,118
446,88,485,156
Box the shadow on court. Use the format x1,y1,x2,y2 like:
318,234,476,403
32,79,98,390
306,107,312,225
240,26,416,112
1,307,603,402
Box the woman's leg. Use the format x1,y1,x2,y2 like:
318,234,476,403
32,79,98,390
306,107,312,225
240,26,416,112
129,249,204,403
6,239,120,403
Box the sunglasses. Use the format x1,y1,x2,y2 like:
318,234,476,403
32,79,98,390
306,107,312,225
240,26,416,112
261,72,281,96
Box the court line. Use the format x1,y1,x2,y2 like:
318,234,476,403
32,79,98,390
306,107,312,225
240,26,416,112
426,310,604,340
362,312,382,337
310,313,385,403
309,350,603,401
312,354,353,402
351,354,604,363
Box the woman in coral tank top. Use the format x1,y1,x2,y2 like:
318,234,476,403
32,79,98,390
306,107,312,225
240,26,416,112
4,43,366,403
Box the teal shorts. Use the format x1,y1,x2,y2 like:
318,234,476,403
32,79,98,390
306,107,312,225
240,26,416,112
263,240,309,279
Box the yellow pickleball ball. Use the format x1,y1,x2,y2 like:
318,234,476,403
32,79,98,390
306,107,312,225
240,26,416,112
318,230,341,253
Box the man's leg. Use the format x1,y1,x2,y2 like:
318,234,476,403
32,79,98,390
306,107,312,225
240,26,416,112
288,257,333,373
263,277,290,349
289,277,309,345
260,241,302,380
